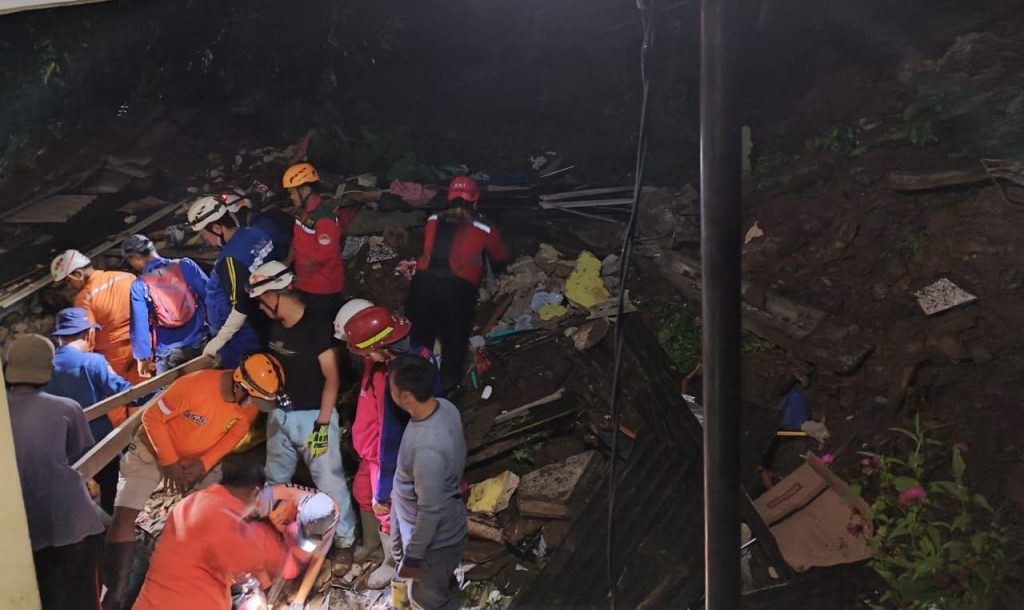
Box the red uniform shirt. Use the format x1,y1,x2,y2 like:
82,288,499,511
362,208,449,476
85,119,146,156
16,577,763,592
416,212,509,286
292,195,357,295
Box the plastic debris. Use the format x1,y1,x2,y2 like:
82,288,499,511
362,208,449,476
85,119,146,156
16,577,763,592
538,304,568,320
481,385,493,400
914,278,977,315
389,179,437,206
530,290,564,312
744,221,764,244
565,251,610,308
467,471,520,514
394,258,417,280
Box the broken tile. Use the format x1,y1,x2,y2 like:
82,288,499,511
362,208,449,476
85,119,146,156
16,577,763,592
914,278,978,315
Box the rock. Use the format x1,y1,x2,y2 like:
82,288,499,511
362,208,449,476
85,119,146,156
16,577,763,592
742,282,767,309
464,540,506,564
498,504,545,545
600,253,620,276
534,243,561,274
467,513,504,543
517,451,601,519
573,319,609,350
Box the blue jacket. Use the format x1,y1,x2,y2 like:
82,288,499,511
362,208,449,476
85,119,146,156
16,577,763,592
129,257,209,360
206,226,277,333
45,345,133,441
251,210,293,260
375,345,442,504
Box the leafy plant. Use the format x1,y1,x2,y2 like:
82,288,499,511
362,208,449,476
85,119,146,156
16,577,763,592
654,304,702,371
807,124,866,156
895,101,941,148
754,151,792,177
857,417,1009,609
741,332,775,353
896,235,920,255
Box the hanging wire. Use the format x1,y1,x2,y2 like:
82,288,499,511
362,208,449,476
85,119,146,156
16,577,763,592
606,3,656,609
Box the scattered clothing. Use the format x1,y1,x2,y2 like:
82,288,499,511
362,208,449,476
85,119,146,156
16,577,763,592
128,256,208,363
8,389,105,551
133,485,287,610
390,179,437,206
776,387,809,432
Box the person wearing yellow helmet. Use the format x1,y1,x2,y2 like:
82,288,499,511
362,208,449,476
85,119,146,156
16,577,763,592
282,162,358,313
102,354,283,610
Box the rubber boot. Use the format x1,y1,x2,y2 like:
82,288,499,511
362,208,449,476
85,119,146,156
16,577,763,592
367,529,396,590
353,510,383,564
102,541,135,610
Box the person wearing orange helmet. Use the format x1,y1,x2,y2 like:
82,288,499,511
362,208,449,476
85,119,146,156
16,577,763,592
103,353,284,610
335,302,441,589
406,175,509,397
282,162,359,313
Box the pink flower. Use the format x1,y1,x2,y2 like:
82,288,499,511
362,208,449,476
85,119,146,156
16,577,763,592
953,442,969,454
860,454,881,475
846,514,866,538
819,453,835,466
899,486,927,505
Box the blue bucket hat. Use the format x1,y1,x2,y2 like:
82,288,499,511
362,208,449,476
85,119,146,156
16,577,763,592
52,307,101,337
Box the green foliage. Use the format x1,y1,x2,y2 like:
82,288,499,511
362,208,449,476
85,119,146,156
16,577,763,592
806,124,867,156
895,101,941,147
654,304,702,371
753,151,792,178
896,235,920,255
741,332,775,353
858,417,1009,610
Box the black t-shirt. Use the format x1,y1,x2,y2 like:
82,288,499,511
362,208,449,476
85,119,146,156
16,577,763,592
268,306,339,410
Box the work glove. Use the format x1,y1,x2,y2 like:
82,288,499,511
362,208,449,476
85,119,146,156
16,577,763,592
304,422,330,461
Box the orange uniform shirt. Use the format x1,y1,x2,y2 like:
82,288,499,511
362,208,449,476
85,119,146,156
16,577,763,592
133,485,286,610
142,370,257,471
74,269,144,396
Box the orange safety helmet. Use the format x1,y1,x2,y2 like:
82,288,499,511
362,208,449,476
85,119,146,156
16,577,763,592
343,306,411,354
282,162,320,189
234,353,286,400
447,175,481,203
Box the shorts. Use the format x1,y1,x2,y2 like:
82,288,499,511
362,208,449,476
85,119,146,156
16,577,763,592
114,440,222,511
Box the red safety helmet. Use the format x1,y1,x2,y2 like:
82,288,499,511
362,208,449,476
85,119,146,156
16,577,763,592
344,306,411,354
447,175,481,204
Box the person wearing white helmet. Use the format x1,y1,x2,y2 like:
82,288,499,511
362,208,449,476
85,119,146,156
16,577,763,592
187,196,277,369
50,249,144,394
216,189,292,259
335,299,441,589
248,261,358,572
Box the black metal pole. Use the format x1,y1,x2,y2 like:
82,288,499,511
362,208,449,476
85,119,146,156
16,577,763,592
700,0,742,606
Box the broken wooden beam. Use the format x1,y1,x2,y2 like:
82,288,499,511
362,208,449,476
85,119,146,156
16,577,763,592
493,387,566,424
538,198,634,210
83,355,213,421
539,186,634,202
886,167,988,192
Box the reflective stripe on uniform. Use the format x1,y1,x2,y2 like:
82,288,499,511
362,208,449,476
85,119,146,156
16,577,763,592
83,275,130,302
472,221,492,234
157,399,173,415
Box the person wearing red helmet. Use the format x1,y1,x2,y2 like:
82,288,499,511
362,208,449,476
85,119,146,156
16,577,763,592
405,175,508,397
335,303,441,589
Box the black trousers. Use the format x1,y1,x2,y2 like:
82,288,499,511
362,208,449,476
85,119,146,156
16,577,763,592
95,457,120,516
405,273,476,393
33,532,104,610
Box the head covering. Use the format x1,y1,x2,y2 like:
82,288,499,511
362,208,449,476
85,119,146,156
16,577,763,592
5,334,55,385
52,307,101,337
121,234,155,259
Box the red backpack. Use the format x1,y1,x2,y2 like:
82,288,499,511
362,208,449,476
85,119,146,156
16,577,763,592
140,261,197,328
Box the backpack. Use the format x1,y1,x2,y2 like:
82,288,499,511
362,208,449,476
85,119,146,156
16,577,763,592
140,261,197,329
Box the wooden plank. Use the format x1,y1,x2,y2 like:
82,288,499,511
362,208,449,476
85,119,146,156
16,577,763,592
6,194,97,224
0,197,185,311
84,355,213,421
74,395,151,481
0,0,112,15
539,186,634,202
886,168,988,192
538,198,634,209
493,387,566,424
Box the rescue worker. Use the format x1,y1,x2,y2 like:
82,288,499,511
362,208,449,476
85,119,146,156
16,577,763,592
388,355,467,610
44,307,133,514
187,195,277,368
217,188,293,258
122,234,209,376
6,334,105,610
103,353,285,610
281,162,359,313
132,457,288,610
51,249,144,401
247,261,358,570
334,301,441,589
251,484,340,607
405,176,509,397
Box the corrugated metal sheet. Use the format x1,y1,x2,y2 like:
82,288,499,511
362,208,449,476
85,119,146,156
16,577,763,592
512,318,705,609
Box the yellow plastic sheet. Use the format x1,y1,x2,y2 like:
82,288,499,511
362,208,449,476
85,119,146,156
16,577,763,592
565,251,610,308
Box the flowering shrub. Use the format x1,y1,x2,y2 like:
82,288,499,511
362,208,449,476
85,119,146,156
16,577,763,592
854,417,1009,609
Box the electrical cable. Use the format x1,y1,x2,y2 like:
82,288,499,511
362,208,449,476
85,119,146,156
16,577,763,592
606,3,656,609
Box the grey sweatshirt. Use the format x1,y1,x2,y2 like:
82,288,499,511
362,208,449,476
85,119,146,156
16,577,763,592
391,398,467,561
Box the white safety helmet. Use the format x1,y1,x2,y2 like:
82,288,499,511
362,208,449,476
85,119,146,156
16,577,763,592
219,189,253,213
296,492,338,553
247,261,295,298
50,249,92,283
333,298,374,341
187,196,229,232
